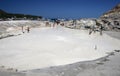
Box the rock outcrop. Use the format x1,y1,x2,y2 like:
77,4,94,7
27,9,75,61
100,4,120,31
101,4,120,20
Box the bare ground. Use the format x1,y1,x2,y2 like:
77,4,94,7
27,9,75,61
0,31,120,76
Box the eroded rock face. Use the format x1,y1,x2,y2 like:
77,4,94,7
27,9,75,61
101,4,120,20
100,4,120,31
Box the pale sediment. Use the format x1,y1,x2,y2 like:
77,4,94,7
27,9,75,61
0,28,120,76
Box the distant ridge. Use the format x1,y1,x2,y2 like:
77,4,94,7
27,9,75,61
0,9,7,14
0,9,42,20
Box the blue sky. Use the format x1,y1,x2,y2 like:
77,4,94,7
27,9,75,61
0,0,120,19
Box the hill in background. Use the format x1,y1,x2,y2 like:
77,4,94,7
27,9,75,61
0,9,42,20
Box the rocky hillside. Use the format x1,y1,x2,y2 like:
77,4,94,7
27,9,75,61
101,4,120,20
100,4,120,31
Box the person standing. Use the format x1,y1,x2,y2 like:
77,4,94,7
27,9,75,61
21,26,24,33
27,26,30,33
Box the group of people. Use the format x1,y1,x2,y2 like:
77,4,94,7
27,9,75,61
45,20,64,27
21,26,30,33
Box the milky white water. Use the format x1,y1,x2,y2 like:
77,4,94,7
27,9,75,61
0,26,120,71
